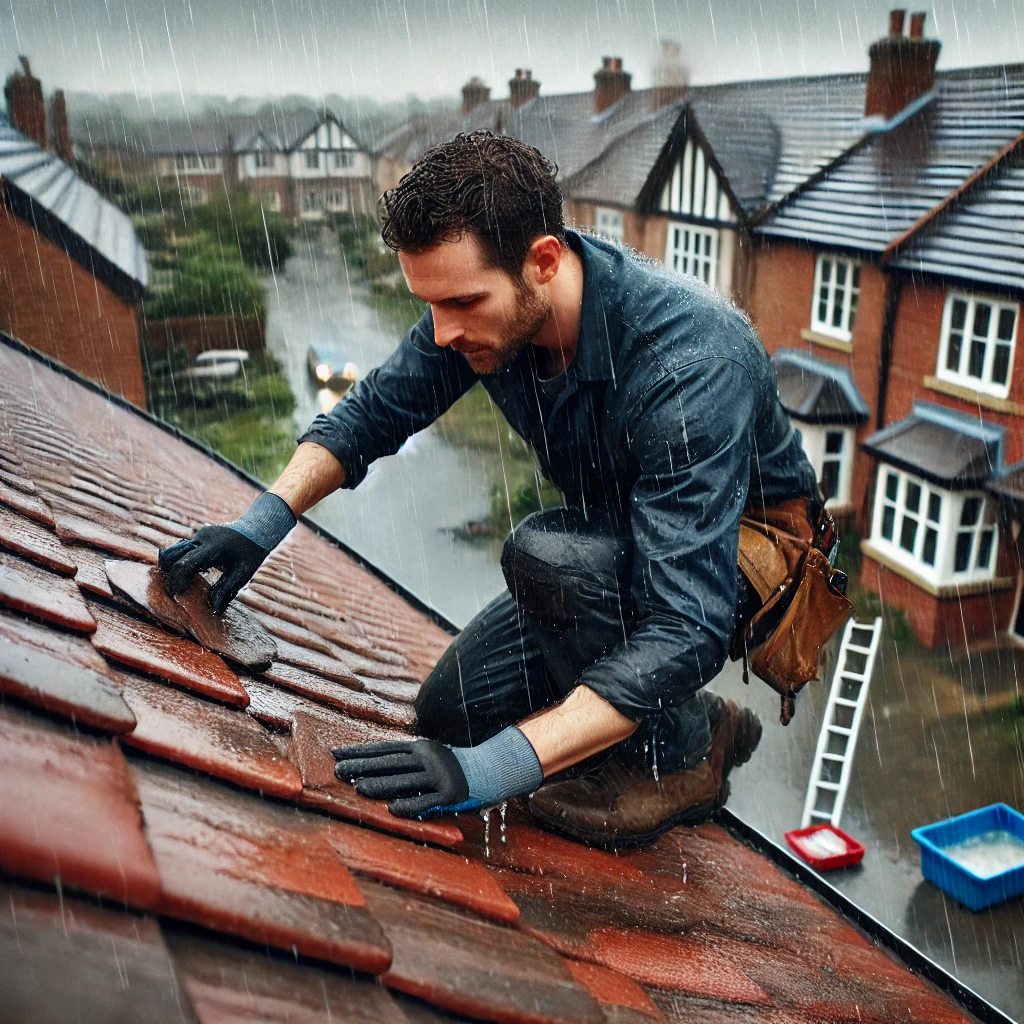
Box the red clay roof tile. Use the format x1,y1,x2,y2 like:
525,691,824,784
0,883,197,1024
118,671,302,798
90,602,250,706
105,557,193,631
51,508,160,563
0,705,161,908
263,658,416,727
251,607,340,656
0,505,78,574
0,619,135,732
167,930,411,1024
0,477,55,526
564,960,667,1022
133,760,392,973
324,819,521,924
361,880,605,1024
0,551,96,631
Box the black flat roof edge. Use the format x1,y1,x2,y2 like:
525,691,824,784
4,331,1012,1023
0,331,460,638
717,807,1015,1024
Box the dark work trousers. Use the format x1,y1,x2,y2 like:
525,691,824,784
415,506,756,774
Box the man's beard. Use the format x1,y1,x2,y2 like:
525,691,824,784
466,284,550,375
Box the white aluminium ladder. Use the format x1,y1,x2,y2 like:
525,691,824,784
800,617,883,830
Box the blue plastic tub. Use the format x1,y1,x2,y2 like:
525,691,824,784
912,803,1024,911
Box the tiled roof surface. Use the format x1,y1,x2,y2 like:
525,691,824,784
0,337,980,1023
74,106,352,156
759,64,1024,253
773,348,870,425
890,146,1024,291
0,114,148,292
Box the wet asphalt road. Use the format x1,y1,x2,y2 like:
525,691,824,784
266,228,1023,1021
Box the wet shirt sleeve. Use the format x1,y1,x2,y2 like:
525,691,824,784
579,356,756,720
297,310,479,488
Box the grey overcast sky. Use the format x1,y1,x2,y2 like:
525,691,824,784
1,0,1021,104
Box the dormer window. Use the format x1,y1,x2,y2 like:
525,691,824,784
811,255,860,340
937,292,1017,399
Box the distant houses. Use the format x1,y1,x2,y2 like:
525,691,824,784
76,107,373,219
371,9,1023,652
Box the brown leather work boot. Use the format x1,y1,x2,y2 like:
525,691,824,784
526,696,762,849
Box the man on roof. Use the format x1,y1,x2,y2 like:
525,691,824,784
160,130,832,849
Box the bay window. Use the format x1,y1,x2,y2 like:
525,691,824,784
871,465,997,585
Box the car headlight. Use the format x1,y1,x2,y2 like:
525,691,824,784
342,361,359,381
315,362,333,382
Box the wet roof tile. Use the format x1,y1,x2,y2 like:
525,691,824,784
133,760,391,973
0,883,195,1024
564,960,667,1023
0,705,161,907
166,930,410,1024
90,602,250,706
263,657,417,728
118,671,302,798
0,612,135,732
0,505,78,574
50,506,160,563
0,551,96,631
362,880,605,1024
0,477,54,526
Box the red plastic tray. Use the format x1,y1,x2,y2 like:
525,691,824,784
784,824,865,870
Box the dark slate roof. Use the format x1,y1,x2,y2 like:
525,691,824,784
759,64,1024,253
0,335,979,1024
74,107,355,157
891,149,1024,292
861,402,1004,489
0,115,147,294
773,349,870,424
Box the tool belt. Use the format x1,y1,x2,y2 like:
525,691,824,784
730,497,854,726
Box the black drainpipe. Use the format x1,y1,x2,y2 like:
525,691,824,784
875,271,903,429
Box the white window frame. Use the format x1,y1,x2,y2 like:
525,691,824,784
332,151,353,170
595,207,624,242
811,254,860,341
174,153,219,174
665,223,718,289
936,292,1018,400
305,151,321,170
870,465,997,586
326,188,348,211
301,189,325,214
254,150,275,169
796,425,854,509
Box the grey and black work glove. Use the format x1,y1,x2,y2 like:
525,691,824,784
158,491,296,613
332,727,544,819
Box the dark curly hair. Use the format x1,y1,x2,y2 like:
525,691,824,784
379,131,564,281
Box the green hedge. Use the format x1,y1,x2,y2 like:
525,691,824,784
186,198,293,271
144,250,265,321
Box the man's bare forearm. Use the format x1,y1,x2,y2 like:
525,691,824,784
269,442,346,516
517,685,637,777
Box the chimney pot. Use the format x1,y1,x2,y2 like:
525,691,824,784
5,55,47,149
461,76,491,115
593,55,632,114
508,68,540,107
865,10,940,119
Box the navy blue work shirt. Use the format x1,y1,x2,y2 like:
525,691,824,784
300,230,818,720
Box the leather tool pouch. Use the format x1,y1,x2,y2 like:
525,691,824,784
730,498,854,725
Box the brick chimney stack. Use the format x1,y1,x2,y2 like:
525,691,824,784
50,89,73,163
650,41,687,111
4,57,47,149
864,10,941,120
508,69,540,108
462,77,491,115
594,57,631,114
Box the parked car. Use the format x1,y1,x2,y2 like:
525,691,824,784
307,343,358,388
184,349,249,381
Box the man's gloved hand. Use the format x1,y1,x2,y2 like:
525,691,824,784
331,726,544,819
158,491,296,613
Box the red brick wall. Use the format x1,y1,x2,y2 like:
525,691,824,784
885,280,1024,465
861,553,1017,648
747,241,889,529
0,202,146,408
